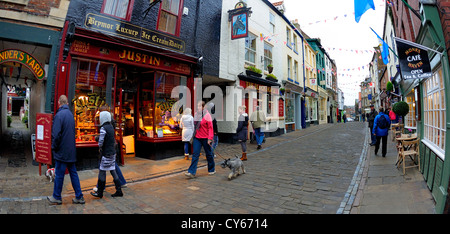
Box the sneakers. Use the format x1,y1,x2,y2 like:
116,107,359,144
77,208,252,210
184,172,195,179
208,171,216,175
72,197,85,204
47,196,62,205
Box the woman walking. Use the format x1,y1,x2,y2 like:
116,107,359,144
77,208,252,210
91,111,123,198
180,108,194,160
236,106,249,161
185,101,215,178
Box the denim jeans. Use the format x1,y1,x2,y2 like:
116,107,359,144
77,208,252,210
188,138,215,175
212,135,219,153
184,142,190,155
114,161,126,186
53,160,83,200
254,128,264,145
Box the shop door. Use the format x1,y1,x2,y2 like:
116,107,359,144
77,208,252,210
114,88,125,165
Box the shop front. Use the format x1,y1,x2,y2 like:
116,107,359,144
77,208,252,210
282,80,303,132
55,25,197,169
237,74,283,138
304,87,318,127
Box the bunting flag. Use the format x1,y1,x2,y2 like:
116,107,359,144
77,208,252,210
354,0,375,23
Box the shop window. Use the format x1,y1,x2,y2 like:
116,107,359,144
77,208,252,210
404,90,416,129
138,72,186,139
101,0,134,21
157,0,183,36
70,59,116,144
423,66,446,157
285,92,295,123
245,33,257,67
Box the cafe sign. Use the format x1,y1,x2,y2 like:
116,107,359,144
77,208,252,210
85,13,185,53
395,37,433,80
0,49,45,80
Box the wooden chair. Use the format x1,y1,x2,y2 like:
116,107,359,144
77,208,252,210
391,124,404,141
397,139,420,175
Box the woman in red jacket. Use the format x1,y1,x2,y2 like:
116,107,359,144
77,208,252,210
185,101,215,178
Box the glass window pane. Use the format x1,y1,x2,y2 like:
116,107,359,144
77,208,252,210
155,72,182,137
158,11,177,34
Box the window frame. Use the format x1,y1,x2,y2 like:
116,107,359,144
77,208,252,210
423,66,446,158
245,33,257,67
156,0,184,36
263,41,273,72
101,0,134,21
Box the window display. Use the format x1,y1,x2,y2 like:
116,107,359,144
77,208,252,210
71,59,115,144
138,72,186,139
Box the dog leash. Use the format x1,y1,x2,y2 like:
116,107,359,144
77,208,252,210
215,151,227,160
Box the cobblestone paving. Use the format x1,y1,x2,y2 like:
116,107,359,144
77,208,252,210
0,122,366,214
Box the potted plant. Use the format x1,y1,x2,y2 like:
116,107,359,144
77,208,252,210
267,64,273,73
7,115,12,127
245,65,262,78
393,101,409,124
386,81,393,93
279,87,285,95
266,73,278,82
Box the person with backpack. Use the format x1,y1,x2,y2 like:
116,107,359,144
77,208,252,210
373,107,391,157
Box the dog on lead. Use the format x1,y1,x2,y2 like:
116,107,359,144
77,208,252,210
220,155,246,180
45,168,55,182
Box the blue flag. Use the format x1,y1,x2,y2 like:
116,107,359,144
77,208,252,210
354,0,375,23
370,27,389,64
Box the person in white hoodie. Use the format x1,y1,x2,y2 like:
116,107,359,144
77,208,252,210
236,106,249,161
180,108,194,160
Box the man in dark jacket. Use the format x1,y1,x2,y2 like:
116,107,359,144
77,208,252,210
47,95,84,205
367,104,378,146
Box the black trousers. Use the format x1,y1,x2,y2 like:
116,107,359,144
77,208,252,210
375,135,388,157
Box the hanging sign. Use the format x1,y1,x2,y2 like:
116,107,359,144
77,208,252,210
0,49,45,80
395,38,432,80
228,1,252,40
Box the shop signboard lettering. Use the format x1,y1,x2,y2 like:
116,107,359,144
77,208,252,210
85,13,185,52
0,49,45,80
70,40,191,75
395,38,432,80
35,113,52,165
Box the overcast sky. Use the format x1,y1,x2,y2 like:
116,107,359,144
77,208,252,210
274,0,386,106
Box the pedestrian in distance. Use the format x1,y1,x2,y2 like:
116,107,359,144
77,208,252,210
180,107,194,160
250,106,266,150
373,107,391,157
91,111,123,198
388,107,398,124
367,104,378,146
236,106,249,161
47,95,85,205
185,101,215,178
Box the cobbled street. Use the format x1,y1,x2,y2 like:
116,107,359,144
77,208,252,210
0,122,366,214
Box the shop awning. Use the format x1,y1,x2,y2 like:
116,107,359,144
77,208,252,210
238,73,281,87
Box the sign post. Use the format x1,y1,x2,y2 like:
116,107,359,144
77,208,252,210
35,113,53,176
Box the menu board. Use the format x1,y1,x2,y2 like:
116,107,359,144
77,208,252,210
35,113,52,165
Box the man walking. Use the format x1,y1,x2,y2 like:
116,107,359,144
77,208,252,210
373,107,391,157
47,95,85,205
367,104,378,146
250,106,266,150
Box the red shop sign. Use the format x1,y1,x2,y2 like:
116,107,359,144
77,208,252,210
35,113,53,165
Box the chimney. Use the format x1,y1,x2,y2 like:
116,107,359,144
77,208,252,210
272,1,285,14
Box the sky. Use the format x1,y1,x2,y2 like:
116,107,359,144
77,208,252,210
276,0,386,106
